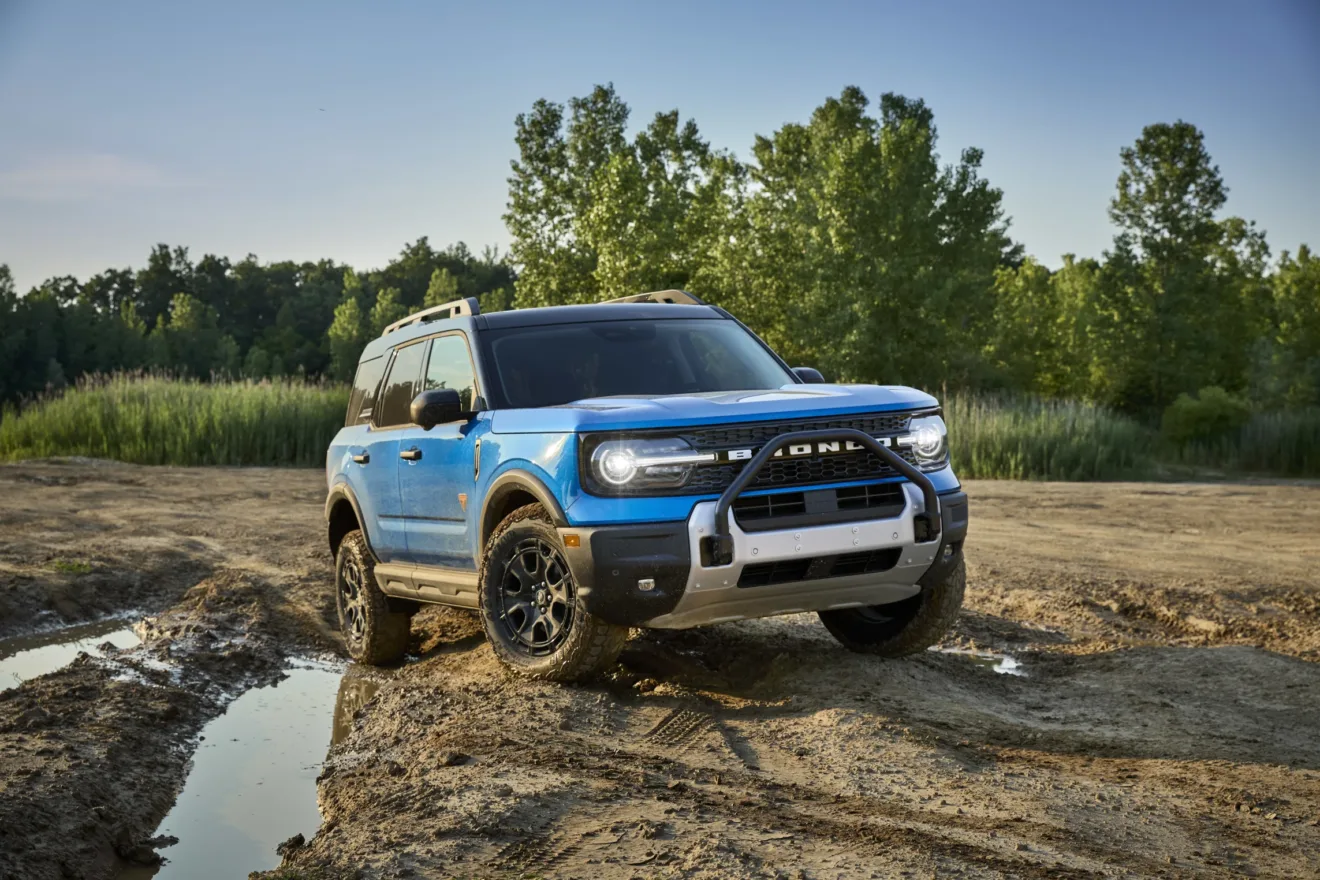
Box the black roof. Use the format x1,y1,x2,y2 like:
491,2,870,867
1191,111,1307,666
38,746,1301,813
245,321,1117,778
474,302,721,330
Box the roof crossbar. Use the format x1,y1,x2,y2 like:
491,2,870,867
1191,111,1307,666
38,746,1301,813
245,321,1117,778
601,289,706,306
382,296,481,337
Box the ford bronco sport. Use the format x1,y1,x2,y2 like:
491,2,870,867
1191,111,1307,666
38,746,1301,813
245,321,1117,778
325,291,969,681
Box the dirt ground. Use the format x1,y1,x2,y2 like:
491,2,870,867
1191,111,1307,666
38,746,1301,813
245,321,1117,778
0,459,1317,879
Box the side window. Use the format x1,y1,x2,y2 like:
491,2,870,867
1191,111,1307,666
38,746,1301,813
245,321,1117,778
345,356,386,427
374,343,426,428
423,335,478,410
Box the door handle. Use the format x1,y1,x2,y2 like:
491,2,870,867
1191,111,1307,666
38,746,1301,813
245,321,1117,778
400,447,422,462
351,452,370,464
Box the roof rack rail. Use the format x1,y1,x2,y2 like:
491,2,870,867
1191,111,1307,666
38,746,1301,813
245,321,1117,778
382,296,481,337
601,289,706,306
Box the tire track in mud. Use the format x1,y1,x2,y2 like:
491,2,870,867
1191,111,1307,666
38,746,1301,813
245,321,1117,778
432,699,1139,879
642,708,714,750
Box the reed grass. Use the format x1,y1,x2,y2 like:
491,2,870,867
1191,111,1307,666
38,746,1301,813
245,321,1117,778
2,377,1315,479
0,375,347,467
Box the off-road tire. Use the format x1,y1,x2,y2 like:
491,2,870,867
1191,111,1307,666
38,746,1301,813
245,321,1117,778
335,530,411,664
479,503,627,682
818,555,965,656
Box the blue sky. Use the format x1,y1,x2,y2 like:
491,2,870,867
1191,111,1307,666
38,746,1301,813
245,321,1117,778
1,0,1317,292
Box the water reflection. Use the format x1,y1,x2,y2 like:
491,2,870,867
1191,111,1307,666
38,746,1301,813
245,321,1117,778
332,669,382,745
120,662,385,879
0,619,141,690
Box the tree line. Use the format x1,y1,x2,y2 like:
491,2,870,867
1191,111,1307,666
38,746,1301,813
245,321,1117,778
3,84,1317,423
0,240,512,404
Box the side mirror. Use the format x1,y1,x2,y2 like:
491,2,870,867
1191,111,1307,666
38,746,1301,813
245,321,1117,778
793,366,826,384
410,388,464,430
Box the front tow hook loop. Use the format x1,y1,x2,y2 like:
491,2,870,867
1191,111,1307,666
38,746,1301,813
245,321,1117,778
701,534,735,567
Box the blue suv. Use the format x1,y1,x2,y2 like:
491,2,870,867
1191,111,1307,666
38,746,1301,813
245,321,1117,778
325,291,969,681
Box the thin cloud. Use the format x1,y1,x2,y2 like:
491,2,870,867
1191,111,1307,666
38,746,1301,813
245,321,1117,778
0,153,194,201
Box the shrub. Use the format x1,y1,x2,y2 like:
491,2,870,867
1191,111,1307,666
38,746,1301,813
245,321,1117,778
1161,386,1251,447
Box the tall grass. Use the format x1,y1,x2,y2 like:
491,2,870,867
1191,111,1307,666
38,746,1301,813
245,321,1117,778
0,375,348,467
1,376,1314,479
943,393,1157,480
1168,408,1320,478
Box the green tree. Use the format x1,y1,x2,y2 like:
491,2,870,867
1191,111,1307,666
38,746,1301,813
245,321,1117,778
150,293,240,377
714,88,1015,389
328,270,369,381
506,84,630,307
423,267,459,307
369,287,407,337
1097,121,1266,412
1263,246,1320,406
135,244,194,330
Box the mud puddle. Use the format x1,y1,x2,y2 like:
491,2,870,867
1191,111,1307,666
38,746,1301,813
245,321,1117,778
0,617,143,690
933,646,1024,675
120,661,385,880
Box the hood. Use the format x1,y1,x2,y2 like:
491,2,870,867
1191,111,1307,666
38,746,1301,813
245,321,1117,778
490,384,939,434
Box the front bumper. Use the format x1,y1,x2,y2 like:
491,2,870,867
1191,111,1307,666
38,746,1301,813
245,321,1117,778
561,487,968,629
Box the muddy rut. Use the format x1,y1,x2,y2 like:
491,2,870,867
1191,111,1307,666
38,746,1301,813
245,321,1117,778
0,460,1317,879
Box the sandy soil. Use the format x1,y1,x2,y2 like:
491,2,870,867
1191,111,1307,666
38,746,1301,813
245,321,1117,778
0,460,1317,879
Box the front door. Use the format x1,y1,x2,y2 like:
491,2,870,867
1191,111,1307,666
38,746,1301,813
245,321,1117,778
398,333,483,568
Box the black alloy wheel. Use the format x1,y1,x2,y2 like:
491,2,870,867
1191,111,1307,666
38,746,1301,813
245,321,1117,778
338,554,368,649
497,536,576,656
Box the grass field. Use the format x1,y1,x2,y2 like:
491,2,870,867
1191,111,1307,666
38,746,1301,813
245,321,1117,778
1,377,1315,478
0,376,347,467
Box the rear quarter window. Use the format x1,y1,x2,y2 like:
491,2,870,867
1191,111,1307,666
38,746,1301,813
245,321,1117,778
346,356,386,426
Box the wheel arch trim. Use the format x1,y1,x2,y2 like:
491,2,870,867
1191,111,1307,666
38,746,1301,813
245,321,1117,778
325,483,375,559
479,469,570,548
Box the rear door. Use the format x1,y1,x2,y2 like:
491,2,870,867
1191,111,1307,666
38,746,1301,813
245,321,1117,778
361,340,427,561
397,333,483,568
333,354,387,547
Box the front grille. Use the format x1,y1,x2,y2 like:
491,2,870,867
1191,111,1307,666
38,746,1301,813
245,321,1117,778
680,412,911,451
732,482,908,530
680,412,918,494
737,559,812,588
738,547,903,588
732,492,808,523
836,482,906,515
682,448,921,493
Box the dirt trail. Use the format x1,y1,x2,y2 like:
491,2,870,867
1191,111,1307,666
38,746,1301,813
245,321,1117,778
0,462,1316,879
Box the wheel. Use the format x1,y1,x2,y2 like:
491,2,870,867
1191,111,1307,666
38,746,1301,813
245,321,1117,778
479,503,627,682
818,555,965,656
335,530,411,664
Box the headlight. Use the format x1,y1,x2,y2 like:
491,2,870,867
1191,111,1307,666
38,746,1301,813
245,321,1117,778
587,437,714,492
906,415,948,469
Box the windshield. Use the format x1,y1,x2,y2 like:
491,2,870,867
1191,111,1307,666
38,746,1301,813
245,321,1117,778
480,318,796,408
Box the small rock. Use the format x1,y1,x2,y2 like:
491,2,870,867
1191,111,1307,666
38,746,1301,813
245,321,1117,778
276,833,305,857
123,845,160,866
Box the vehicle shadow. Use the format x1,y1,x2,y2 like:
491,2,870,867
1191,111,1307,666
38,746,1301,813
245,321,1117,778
618,618,1320,771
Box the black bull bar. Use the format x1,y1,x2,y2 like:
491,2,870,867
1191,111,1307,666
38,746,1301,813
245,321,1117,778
699,428,942,567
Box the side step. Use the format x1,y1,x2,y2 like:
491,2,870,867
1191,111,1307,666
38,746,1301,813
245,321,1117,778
374,562,479,609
